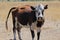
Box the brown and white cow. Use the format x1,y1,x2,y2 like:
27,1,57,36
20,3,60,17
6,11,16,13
6,4,48,40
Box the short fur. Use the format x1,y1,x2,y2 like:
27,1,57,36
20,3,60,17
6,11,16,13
5,5,47,40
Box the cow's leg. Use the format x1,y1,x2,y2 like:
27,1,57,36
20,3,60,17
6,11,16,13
13,17,16,40
29,24,35,40
17,23,22,40
28,14,35,40
37,27,41,40
13,26,16,40
30,27,35,40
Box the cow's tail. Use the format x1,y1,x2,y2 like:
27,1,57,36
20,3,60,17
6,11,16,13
6,7,16,30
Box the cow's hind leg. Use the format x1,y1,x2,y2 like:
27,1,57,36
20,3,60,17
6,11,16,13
13,17,19,40
13,26,16,40
17,23,22,40
13,18,16,40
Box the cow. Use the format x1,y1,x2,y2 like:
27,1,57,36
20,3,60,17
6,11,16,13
6,4,48,40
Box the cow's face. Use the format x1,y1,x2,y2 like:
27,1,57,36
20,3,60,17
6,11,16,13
35,4,48,21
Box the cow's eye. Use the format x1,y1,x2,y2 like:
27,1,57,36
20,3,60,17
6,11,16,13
42,10,44,15
38,13,40,15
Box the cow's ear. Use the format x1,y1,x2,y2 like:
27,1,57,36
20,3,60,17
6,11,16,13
44,5,48,9
31,6,35,10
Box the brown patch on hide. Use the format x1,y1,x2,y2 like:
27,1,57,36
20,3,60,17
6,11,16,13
17,5,33,13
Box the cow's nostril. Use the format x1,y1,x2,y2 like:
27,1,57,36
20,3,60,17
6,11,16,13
38,17,42,20
41,17,42,19
38,17,39,20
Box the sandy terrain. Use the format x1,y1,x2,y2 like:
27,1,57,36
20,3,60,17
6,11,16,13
0,1,60,40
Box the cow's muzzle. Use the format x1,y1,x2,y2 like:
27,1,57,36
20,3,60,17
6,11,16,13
37,17,44,22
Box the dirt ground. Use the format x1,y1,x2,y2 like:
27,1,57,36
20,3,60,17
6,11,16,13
0,1,60,40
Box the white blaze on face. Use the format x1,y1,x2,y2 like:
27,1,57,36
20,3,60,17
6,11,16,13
40,4,44,10
36,4,44,20
38,10,43,17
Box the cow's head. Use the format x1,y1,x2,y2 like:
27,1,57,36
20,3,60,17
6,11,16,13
35,4,48,21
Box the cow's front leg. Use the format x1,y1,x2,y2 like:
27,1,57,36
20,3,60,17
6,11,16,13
37,27,41,40
30,25,35,40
